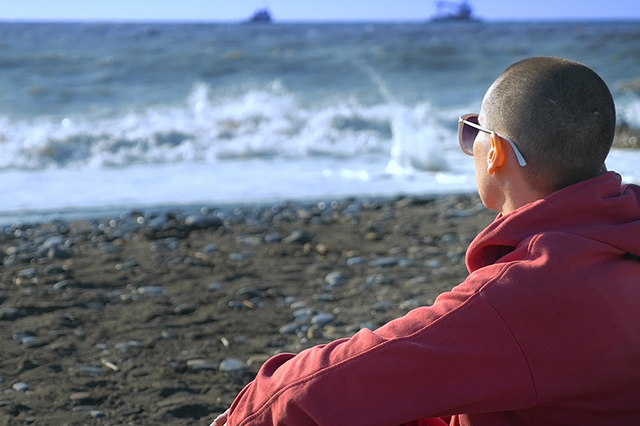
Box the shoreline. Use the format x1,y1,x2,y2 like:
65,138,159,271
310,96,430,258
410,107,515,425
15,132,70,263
0,193,495,425
0,188,480,229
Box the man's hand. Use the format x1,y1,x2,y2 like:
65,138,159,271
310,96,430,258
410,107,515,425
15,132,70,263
210,409,229,426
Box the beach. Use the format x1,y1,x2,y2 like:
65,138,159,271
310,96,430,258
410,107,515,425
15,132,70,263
1,20,640,426
0,194,494,425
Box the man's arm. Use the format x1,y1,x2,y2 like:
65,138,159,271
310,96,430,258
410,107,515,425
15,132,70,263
226,272,537,426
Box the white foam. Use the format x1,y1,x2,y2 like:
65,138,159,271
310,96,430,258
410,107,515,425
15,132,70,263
0,82,449,171
617,93,640,127
0,151,476,220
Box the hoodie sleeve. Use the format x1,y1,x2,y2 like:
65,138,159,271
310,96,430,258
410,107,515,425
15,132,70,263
227,269,538,426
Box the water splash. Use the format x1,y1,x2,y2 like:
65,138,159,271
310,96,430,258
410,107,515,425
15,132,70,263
0,82,395,170
353,59,450,174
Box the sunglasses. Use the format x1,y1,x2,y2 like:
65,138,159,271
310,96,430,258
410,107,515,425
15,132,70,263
458,114,527,167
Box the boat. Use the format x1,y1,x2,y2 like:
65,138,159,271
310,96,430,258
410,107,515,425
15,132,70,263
431,1,479,22
246,8,272,23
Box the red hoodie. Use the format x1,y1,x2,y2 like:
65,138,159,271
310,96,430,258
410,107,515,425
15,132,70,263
226,172,640,426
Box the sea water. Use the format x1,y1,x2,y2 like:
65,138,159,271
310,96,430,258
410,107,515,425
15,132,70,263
1,21,639,224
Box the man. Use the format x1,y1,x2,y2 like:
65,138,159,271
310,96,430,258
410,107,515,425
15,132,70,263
213,57,640,425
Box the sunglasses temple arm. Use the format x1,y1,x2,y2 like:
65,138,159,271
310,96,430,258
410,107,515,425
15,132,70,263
507,139,527,166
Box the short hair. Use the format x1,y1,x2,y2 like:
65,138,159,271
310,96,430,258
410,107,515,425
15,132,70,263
483,57,616,193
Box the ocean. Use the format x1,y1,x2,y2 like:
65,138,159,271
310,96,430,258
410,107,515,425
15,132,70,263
1,21,639,225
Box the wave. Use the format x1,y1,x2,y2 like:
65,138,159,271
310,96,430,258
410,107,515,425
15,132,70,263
0,81,457,174
617,92,640,127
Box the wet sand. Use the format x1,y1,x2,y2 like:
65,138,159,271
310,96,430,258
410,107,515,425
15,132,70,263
0,194,494,425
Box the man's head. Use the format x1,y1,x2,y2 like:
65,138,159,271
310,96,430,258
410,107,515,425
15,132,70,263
471,57,615,212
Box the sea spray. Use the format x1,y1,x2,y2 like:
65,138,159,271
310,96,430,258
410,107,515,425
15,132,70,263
387,107,450,175
353,59,450,174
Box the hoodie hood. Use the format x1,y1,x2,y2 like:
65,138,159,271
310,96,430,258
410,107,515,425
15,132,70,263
467,172,640,272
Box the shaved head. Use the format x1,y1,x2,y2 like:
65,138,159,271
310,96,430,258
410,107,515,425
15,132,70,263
482,57,615,193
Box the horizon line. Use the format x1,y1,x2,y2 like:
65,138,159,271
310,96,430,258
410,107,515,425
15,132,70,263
1,17,639,24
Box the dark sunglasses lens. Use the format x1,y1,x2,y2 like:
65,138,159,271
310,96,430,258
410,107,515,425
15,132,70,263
462,116,479,153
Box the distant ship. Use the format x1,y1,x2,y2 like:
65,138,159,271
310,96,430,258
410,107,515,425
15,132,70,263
431,1,479,22
245,8,272,23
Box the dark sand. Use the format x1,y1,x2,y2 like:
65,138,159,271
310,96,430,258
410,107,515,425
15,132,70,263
0,194,495,426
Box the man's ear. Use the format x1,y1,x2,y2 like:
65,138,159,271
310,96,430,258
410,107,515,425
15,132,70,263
487,132,507,175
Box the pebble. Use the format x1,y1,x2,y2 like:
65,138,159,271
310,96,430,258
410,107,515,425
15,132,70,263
311,313,335,326
81,365,102,376
86,302,104,310
99,242,121,254
366,274,394,286
399,299,421,310
208,281,223,291
90,410,105,418
184,214,222,230
119,293,139,302
3,256,17,267
21,336,38,346
19,268,37,279
122,408,143,417
405,276,429,287
365,232,382,241
167,258,184,268
247,354,271,367
69,392,91,401
297,209,313,220
229,253,251,262
425,259,442,268
283,230,314,244
13,331,35,341
373,300,393,311
114,340,139,352
0,376,3,384
236,287,260,299
202,244,218,253
48,246,71,259
324,271,345,287
164,237,180,250
219,358,248,372
440,233,457,244
398,259,413,267
264,232,283,243
307,324,324,339
137,286,165,295
186,359,216,371
389,246,407,255
43,264,66,275
289,300,307,309
452,209,472,217
313,293,334,302
72,405,96,412
116,259,139,270
237,235,263,247
293,308,313,323
173,303,195,315
360,322,376,330
346,257,363,266
53,279,77,291
12,382,29,392
161,330,175,339
279,323,299,334
42,236,64,249
368,257,399,267
227,301,245,310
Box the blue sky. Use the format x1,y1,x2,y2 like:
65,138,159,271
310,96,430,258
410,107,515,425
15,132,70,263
2,0,640,22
